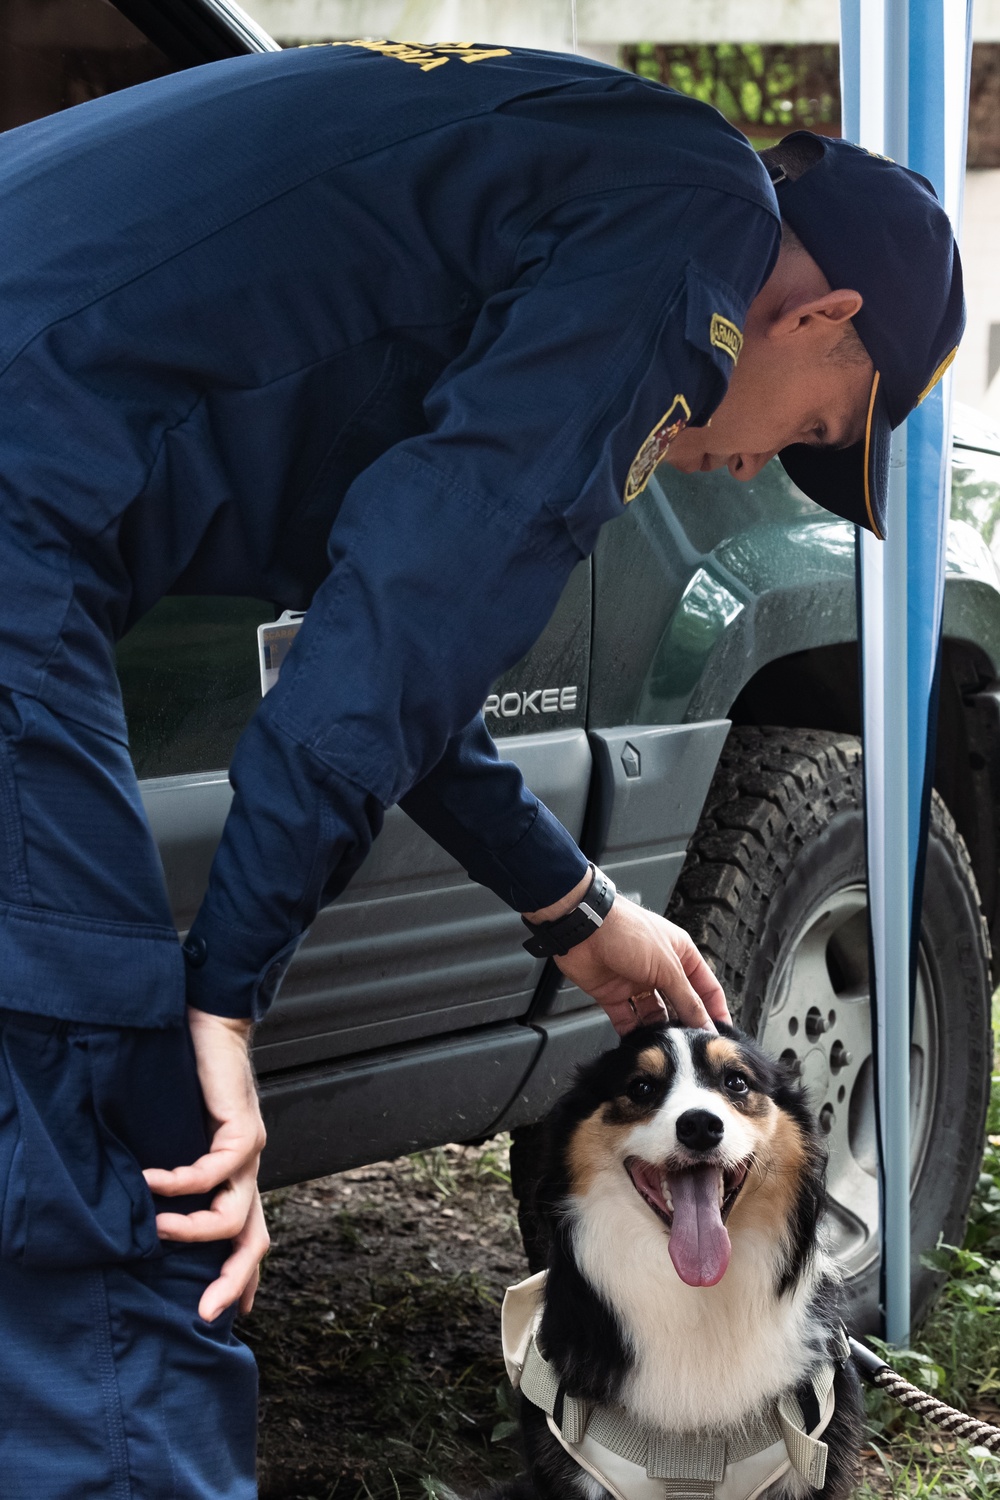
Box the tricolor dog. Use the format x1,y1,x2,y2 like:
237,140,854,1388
496,1023,863,1500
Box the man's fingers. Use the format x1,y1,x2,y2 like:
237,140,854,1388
678,941,731,1025
162,1010,270,1319
156,1173,255,1242
555,896,730,1035
595,988,667,1037
662,990,710,1030
199,1242,263,1322
198,1193,270,1323
238,1265,262,1317
648,929,729,1029
602,996,643,1037
637,991,669,1026
142,1116,265,1194
625,963,715,1032
647,955,712,1030
624,990,669,1030
143,1142,259,1198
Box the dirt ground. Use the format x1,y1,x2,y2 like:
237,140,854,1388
248,1141,526,1500
245,1139,992,1500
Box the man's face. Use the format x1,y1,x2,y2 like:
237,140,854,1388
663,267,873,483
664,336,872,482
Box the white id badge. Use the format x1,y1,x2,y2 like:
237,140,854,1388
257,610,306,696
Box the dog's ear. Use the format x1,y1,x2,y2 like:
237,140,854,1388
773,1050,805,1091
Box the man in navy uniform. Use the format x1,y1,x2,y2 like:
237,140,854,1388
0,41,962,1495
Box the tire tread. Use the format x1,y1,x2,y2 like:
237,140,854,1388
667,725,993,1329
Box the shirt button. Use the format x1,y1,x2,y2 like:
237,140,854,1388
183,935,208,969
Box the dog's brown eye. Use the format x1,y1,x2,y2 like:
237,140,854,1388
626,1076,658,1105
724,1070,750,1095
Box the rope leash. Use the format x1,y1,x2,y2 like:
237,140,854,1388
849,1337,1000,1453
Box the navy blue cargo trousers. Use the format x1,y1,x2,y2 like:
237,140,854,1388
0,691,257,1494
0,1007,257,1497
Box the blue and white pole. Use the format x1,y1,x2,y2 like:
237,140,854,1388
839,0,972,1345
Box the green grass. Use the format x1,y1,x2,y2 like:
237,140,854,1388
408,1140,512,1200
855,1051,1000,1498
857,1442,1000,1499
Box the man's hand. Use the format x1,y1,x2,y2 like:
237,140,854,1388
142,1008,270,1323
524,877,730,1036
556,898,730,1034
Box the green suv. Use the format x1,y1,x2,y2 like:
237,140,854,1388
5,0,997,1332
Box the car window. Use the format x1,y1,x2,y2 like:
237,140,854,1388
0,0,175,133
951,447,1000,565
116,597,274,778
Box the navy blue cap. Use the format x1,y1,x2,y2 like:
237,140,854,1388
771,132,965,539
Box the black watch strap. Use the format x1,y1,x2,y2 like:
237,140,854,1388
521,865,616,958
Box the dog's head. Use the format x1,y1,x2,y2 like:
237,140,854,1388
544,1022,825,1292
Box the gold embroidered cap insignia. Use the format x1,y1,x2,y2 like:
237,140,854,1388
624,395,691,503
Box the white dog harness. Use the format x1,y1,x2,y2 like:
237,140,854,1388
502,1272,847,1500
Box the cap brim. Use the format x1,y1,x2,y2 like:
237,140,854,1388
778,372,889,539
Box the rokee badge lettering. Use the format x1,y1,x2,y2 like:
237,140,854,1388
709,314,743,362
484,686,579,719
623,394,691,504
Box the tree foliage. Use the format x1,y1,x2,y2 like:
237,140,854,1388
621,41,1000,166
620,43,841,143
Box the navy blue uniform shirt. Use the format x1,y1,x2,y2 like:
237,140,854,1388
0,44,779,1024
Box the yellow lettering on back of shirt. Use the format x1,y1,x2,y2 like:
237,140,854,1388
325,39,511,71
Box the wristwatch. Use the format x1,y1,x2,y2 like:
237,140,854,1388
521,864,616,958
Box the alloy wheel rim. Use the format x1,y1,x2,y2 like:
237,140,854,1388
756,883,938,1280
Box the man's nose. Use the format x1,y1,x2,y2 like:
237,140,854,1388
727,451,777,481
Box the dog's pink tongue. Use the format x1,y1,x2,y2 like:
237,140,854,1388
667,1167,731,1287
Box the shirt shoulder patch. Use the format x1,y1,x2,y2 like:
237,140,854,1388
624,394,691,503
709,313,743,363
685,262,750,383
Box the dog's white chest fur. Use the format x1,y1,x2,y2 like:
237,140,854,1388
516,1025,861,1500
567,1032,831,1436
571,1161,828,1433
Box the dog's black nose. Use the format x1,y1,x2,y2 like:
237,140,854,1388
676,1109,724,1153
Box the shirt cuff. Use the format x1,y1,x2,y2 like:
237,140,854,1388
181,909,304,1023
490,799,590,913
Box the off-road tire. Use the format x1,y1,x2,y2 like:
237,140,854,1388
666,726,993,1331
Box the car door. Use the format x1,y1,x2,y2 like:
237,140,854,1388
127,570,593,1075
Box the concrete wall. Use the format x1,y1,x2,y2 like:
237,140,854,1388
958,170,1000,419
242,0,1000,47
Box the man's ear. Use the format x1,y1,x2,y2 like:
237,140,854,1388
770,288,864,341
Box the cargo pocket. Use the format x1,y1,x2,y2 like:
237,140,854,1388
0,1016,161,1270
